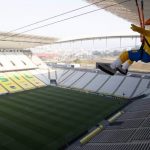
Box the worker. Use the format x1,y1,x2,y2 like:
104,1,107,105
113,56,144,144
98,18,150,75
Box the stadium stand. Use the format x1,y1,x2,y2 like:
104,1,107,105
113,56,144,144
132,78,150,97
114,76,141,98
6,72,35,90
31,55,48,69
57,69,148,99
98,75,125,95
0,52,37,71
0,50,49,94
19,71,46,87
58,69,75,83
0,53,16,71
18,54,37,69
34,69,49,79
29,70,50,85
56,69,67,81
0,73,23,93
0,55,6,72
71,72,96,89
4,52,26,70
0,84,8,95
59,71,85,87
66,91,150,150
83,74,110,92
35,68,65,82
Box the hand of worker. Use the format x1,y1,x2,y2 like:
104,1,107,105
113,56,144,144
131,24,139,31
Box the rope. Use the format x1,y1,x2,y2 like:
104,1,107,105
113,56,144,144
135,0,146,57
135,0,143,28
141,0,145,29
0,0,131,41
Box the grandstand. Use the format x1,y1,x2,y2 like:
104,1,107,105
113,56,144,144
0,47,148,149
0,46,145,150
0,0,149,150
57,68,149,98
0,48,149,149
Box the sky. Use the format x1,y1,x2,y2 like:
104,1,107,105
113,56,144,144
0,0,137,40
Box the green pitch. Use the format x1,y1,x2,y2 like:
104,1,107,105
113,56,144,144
0,86,125,150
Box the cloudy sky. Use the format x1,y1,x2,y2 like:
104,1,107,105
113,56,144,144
0,0,136,40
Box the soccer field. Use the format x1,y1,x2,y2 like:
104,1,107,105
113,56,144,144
0,86,125,150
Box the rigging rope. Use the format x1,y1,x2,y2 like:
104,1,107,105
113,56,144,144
0,0,131,42
135,0,145,45
2,0,106,35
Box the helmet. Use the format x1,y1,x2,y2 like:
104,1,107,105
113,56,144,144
144,18,150,25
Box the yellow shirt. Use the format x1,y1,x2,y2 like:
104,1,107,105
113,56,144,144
133,26,150,55
144,36,150,55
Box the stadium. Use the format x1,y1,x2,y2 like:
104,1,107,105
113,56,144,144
0,0,149,150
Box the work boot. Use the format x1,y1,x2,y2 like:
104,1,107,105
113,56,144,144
97,63,116,75
117,66,128,75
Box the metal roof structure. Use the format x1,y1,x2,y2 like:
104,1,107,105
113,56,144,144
55,35,140,44
0,32,57,49
86,0,150,27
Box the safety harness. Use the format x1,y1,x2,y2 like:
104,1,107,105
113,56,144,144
135,0,150,56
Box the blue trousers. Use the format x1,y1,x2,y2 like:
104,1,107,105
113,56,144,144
128,49,150,63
